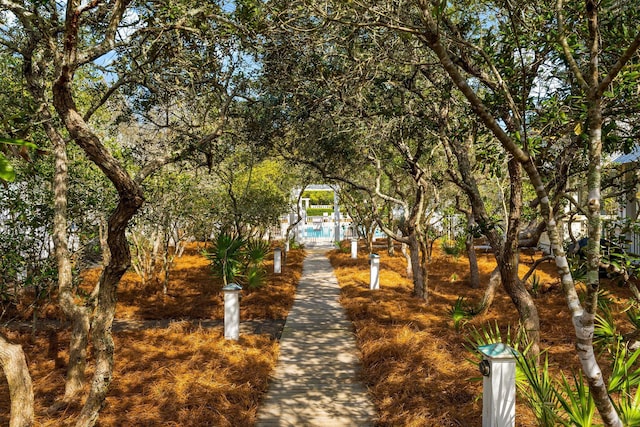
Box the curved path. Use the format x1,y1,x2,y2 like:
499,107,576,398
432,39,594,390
256,248,376,426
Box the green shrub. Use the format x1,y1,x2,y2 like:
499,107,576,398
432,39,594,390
302,190,334,205
335,240,350,253
441,235,466,257
626,303,640,330
306,208,335,217
246,265,267,290
244,239,270,289
288,237,304,250
529,273,542,297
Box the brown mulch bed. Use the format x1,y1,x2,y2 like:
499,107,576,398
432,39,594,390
0,243,305,426
329,245,636,426
3,240,636,426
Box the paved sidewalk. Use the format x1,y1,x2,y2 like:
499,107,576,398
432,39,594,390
256,249,376,426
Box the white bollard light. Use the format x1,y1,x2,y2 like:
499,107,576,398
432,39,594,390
369,253,380,290
478,343,518,427
351,238,358,259
222,283,242,340
274,247,282,274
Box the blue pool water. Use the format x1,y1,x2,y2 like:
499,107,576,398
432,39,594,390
304,226,333,238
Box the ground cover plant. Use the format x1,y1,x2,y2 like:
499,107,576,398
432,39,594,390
0,244,304,426
329,244,638,426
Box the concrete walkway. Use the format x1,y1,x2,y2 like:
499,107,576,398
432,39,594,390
256,249,377,426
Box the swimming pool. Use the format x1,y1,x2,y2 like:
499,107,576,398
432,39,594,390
303,226,334,239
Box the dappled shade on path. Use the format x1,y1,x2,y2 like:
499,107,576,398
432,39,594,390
256,249,376,426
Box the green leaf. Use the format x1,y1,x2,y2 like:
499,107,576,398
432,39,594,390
0,152,16,182
0,137,37,150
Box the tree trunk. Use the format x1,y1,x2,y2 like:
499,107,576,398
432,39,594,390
387,212,395,256
477,267,500,315
0,333,34,427
22,50,92,405
466,214,480,289
387,234,395,256
502,159,540,356
63,312,91,400
162,242,171,295
99,216,110,267
445,136,540,350
408,232,427,301
579,3,619,421
498,257,540,356
365,220,376,254
76,248,131,426
401,242,412,278
53,61,144,427
50,120,92,403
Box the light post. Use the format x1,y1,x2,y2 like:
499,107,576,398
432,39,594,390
478,343,517,427
274,247,282,274
351,238,358,259
369,253,380,290
222,283,242,340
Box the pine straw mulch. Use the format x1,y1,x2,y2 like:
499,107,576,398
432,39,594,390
0,243,305,426
328,245,637,427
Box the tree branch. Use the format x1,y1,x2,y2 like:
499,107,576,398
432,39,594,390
597,31,640,97
556,0,589,92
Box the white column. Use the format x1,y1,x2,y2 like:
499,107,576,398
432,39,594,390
351,238,358,259
222,284,242,340
369,254,380,290
479,343,517,427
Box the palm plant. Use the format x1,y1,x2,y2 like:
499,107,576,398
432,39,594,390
205,233,245,286
608,342,640,393
244,239,270,289
245,265,267,290
615,387,640,426
528,273,542,298
517,352,561,426
448,297,472,331
594,306,619,351
466,321,522,353
555,371,595,427
205,234,273,289
245,239,270,267
625,303,640,330
465,321,525,381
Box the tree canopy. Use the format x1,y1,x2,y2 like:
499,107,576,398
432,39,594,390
0,0,639,425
